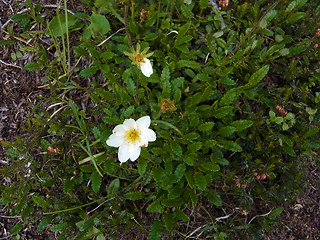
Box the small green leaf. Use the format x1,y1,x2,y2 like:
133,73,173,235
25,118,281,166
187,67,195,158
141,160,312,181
174,164,186,181
147,198,164,213
246,65,269,88
199,0,208,10
107,178,120,196
36,216,52,232
174,208,190,221
10,222,23,235
5,149,21,157
218,126,236,137
32,195,50,208
221,140,242,152
187,142,202,152
205,190,222,206
269,207,284,218
21,205,34,219
286,12,306,23
200,162,220,172
138,158,147,175
124,192,145,200
149,220,163,240
194,172,207,191
230,120,253,131
198,122,215,132
48,13,77,36
24,62,43,71
50,222,67,232
176,60,201,69
91,171,102,193
163,213,175,231
213,106,233,118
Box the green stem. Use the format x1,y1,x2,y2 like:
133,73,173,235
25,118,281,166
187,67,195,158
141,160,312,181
135,68,140,104
124,4,132,48
152,120,183,136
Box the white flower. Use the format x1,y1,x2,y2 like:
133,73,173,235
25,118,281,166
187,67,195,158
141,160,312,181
124,43,154,77
140,58,153,77
106,116,156,163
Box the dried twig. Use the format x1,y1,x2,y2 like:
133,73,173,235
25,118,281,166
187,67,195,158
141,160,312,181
97,28,126,47
0,59,22,69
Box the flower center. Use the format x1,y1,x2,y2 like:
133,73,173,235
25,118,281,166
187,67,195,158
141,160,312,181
133,54,144,64
125,129,140,143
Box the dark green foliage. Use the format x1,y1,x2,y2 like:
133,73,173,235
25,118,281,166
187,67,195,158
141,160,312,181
1,0,319,239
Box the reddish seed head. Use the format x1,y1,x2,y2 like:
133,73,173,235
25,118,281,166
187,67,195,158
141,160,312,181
256,175,261,180
261,174,267,180
314,44,319,49
254,172,258,176
46,194,50,199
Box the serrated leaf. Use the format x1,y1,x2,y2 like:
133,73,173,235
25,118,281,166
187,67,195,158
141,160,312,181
198,122,215,132
138,158,147,175
177,22,191,41
200,162,220,172
213,106,233,118
218,126,236,137
174,208,190,221
91,171,102,193
63,179,75,193
21,204,34,219
161,66,171,97
199,0,208,10
171,142,183,156
149,220,163,240
220,88,242,106
205,189,222,206
176,60,201,69
246,65,269,88
107,178,120,196
147,198,164,213
286,12,306,23
303,128,319,138
5,149,21,157
188,92,202,106
194,172,207,191
152,167,165,183
162,174,177,190
123,105,135,118
201,86,213,102
124,191,145,200
168,185,183,199
174,35,193,46
269,207,284,218
184,132,200,140
50,222,67,232
221,140,242,152
79,65,99,77
24,62,43,71
32,195,50,208
174,164,186,181
230,120,253,131
10,222,23,235
163,213,175,231
36,216,52,232
184,170,195,188
187,142,202,152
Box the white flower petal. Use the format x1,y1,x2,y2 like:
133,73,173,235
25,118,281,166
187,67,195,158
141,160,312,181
136,116,151,129
140,58,153,77
128,145,141,162
106,134,124,147
123,118,136,129
140,129,156,142
113,124,125,136
118,143,130,163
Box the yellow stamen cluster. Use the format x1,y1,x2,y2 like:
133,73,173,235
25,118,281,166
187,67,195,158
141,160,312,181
124,43,153,68
125,129,140,143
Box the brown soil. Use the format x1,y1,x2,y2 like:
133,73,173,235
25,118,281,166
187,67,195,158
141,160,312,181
0,1,319,239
